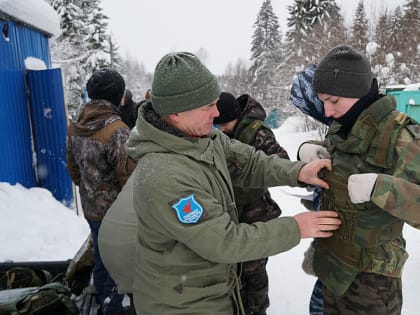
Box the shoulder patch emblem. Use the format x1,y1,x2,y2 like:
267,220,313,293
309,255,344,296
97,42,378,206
171,194,203,224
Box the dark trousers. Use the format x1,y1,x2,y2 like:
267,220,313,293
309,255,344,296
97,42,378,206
87,219,124,315
240,258,269,315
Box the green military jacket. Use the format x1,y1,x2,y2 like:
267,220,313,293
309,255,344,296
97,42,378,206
98,173,137,294
124,103,305,315
313,96,420,295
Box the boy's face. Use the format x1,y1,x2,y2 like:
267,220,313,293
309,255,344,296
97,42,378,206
318,93,359,119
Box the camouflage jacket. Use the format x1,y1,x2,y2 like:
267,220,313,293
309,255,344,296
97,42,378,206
66,100,136,221
232,94,289,223
313,95,420,295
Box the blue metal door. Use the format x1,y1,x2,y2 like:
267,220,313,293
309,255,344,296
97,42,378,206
26,68,73,206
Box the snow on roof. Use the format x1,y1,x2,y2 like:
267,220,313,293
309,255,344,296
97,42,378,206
404,83,420,91
0,0,60,37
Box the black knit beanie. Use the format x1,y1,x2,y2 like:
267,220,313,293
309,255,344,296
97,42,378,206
214,92,242,124
151,52,220,115
312,45,372,98
87,68,125,106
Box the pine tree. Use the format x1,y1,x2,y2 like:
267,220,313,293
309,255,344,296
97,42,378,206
285,0,346,70
350,0,369,52
285,0,312,69
399,0,420,82
48,0,89,118
249,0,283,110
374,10,391,65
120,53,152,102
307,1,347,63
219,59,250,97
48,0,119,117
371,10,395,87
387,6,407,84
107,35,123,71
81,0,112,72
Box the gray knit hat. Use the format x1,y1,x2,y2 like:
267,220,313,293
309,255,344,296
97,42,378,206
312,45,372,98
151,52,220,115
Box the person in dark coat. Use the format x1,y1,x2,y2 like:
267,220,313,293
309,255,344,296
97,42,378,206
66,68,136,315
119,89,137,129
214,92,290,315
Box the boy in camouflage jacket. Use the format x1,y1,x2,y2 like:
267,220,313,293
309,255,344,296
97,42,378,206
298,45,420,315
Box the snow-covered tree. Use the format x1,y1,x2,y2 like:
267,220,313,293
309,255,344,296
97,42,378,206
81,0,111,72
249,0,284,109
219,59,250,97
120,53,152,103
399,0,420,82
373,10,391,64
48,0,88,118
285,0,346,71
48,0,120,117
350,0,369,52
307,1,347,63
370,10,393,87
107,35,123,71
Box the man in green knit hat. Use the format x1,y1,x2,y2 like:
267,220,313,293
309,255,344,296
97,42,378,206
124,51,341,315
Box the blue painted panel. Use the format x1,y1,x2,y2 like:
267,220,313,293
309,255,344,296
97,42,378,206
0,19,37,187
27,68,73,206
387,90,420,122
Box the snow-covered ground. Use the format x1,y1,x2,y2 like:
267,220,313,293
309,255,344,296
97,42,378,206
1,118,418,314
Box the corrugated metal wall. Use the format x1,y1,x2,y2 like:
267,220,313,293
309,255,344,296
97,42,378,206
27,69,73,206
0,18,73,206
0,19,42,187
387,90,420,122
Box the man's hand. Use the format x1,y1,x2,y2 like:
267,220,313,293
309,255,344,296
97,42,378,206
297,159,332,189
348,173,378,203
298,143,330,162
294,211,341,239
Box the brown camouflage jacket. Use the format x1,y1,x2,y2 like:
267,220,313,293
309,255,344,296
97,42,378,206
66,100,136,221
232,94,289,223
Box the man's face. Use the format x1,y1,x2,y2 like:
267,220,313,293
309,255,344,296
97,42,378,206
174,99,220,137
318,93,359,119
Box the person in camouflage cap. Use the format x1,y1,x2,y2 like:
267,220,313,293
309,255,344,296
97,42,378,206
297,45,420,315
214,92,289,315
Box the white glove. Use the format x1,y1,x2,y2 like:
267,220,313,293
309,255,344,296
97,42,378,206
348,173,378,203
298,143,330,162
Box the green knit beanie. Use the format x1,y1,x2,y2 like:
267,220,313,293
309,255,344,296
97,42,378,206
151,52,220,115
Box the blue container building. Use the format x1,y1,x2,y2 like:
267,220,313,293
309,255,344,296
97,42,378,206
0,0,73,206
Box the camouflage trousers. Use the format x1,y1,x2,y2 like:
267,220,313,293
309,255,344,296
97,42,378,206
240,258,269,315
324,272,402,315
